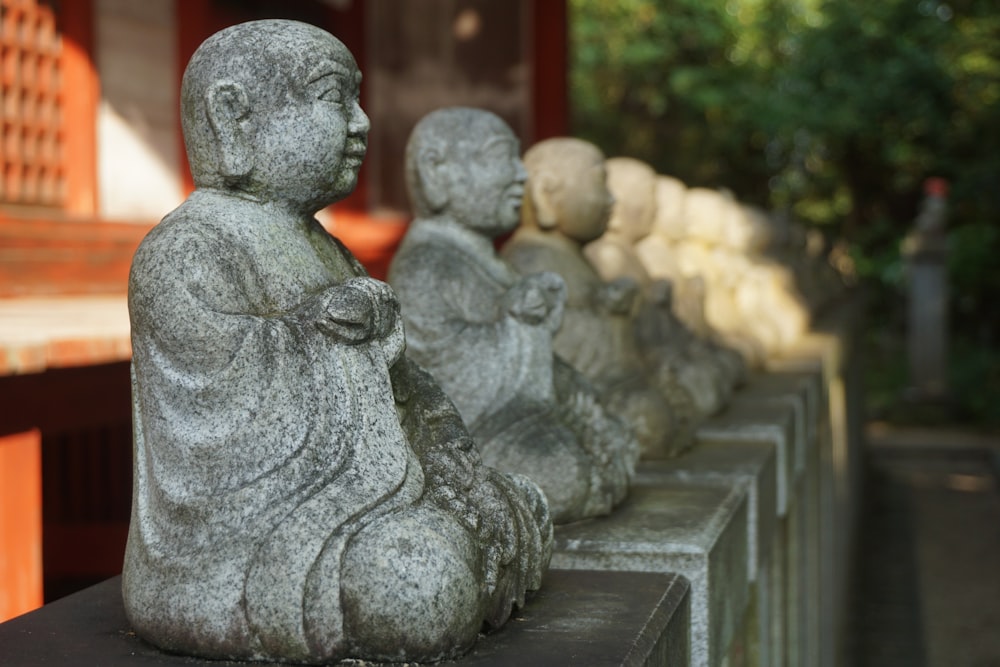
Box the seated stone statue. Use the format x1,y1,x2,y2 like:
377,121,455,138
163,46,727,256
388,107,638,524
682,190,810,359
123,20,551,665
643,176,748,387
502,137,684,458
585,157,738,418
723,201,811,353
668,186,771,366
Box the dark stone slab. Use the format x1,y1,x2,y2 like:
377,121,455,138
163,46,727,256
0,570,689,667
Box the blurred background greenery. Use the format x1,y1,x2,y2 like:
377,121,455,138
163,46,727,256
568,0,1000,429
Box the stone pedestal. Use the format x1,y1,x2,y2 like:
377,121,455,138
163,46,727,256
552,482,749,667
0,571,691,667
743,371,823,477
635,441,776,667
696,401,796,516
635,442,776,585
735,370,825,667
691,398,797,667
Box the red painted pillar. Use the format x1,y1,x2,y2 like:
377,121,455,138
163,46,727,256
531,0,569,143
0,429,43,622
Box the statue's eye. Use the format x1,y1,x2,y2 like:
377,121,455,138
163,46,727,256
319,86,343,104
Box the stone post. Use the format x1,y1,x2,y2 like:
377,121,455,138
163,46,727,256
901,177,950,401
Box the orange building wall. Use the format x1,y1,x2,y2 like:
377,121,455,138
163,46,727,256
0,430,42,622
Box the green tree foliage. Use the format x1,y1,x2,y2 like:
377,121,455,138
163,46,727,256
570,0,1000,424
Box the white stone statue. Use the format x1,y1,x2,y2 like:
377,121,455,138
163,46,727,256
502,137,686,458
642,185,794,365
388,107,638,524
585,157,742,417
123,20,551,664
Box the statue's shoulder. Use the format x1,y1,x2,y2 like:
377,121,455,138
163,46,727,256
130,196,246,291
393,221,472,278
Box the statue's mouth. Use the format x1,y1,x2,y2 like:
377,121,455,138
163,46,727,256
344,136,368,158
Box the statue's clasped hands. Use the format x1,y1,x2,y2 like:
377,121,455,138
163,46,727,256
303,277,402,345
504,271,567,334
594,277,639,316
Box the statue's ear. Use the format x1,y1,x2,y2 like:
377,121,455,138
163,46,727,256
206,80,253,179
529,171,560,229
416,146,450,212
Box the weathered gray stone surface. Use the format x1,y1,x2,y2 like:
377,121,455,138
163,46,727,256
388,108,638,524
696,400,797,517
551,482,749,667
1,571,690,667
503,138,682,458
123,20,552,664
745,371,824,474
636,440,777,581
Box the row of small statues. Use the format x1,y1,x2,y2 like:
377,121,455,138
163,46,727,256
122,20,846,664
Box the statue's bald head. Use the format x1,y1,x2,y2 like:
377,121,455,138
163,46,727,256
522,138,605,186
181,20,357,189
605,157,657,242
522,138,612,243
405,107,513,218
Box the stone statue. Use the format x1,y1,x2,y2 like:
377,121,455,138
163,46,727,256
388,107,638,524
123,20,552,665
585,157,739,418
723,202,810,353
502,137,684,458
621,171,747,389
635,175,712,337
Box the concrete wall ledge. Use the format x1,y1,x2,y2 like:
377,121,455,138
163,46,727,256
0,570,691,667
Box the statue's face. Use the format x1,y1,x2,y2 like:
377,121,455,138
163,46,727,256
653,177,686,240
556,159,614,244
450,119,527,237
253,32,370,210
607,171,656,243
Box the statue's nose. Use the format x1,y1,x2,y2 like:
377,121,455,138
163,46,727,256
350,102,370,135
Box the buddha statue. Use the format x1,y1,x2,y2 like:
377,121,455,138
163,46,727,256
502,138,684,458
585,157,739,418
721,201,810,353
635,175,709,337
676,186,771,366
388,107,638,524
123,20,551,664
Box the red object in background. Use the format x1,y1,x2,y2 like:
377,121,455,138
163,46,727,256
924,177,949,198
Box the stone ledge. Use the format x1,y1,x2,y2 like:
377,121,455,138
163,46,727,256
742,371,823,477
0,570,690,667
552,482,748,667
635,440,777,581
696,400,797,516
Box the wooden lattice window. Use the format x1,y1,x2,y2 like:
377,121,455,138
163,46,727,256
0,0,64,207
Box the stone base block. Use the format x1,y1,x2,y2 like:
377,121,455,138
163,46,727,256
635,440,776,581
0,570,690,667
696,400,796,516
742,371,823,477
552,482,748,667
